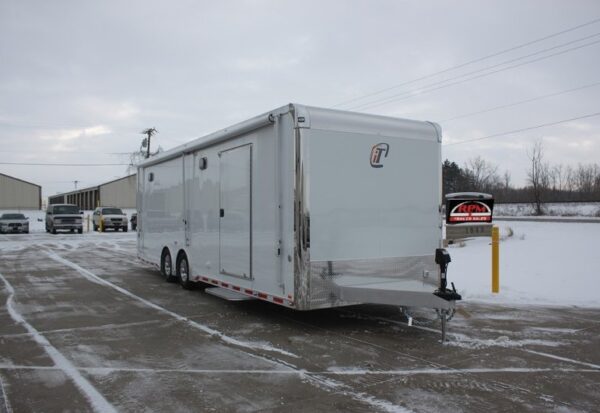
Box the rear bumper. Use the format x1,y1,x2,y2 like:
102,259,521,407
1,226,29,233
103,223,127,228
334,276,456,310
53,224,82,230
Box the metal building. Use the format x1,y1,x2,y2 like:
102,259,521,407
48,174,136,210
0,172,42,210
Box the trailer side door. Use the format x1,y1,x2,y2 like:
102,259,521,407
219,144,252,279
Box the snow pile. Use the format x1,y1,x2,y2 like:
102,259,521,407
495,202,600,217
448,221,600,307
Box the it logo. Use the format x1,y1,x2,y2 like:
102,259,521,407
370,143,389,168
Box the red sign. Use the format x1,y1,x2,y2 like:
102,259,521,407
448,200,493,223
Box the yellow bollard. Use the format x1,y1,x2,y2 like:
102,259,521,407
492,226,499,293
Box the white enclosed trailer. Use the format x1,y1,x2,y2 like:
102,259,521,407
137,104,461,337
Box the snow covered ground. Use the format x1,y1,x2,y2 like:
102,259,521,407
494,202,600,217
449,221,599,308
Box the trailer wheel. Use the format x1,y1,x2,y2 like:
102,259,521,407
161,249,176,283
177,252,194,290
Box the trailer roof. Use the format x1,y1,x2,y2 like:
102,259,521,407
138,104,441,168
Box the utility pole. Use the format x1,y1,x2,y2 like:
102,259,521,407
141,128,158,158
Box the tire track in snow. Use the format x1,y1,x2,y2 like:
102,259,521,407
45,250,298,359
334,309,586,409
0,272,117,413
0,373,12,413
1,363,599,377
523,349,600,369
45,250,414,413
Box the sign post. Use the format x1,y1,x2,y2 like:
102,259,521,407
492,226,499,293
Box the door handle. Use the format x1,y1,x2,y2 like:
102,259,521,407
220,209,224,218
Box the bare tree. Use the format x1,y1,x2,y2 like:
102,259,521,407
527,141,550,215
464,156,500,193
551,164,564,192
564,165,576,193
503,171,511,190
575,163,596,194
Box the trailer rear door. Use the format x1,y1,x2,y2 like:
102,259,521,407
219,144,252,279
307,127,440,262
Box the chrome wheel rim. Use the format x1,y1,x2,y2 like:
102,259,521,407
180,258,188,282
164,254,172,276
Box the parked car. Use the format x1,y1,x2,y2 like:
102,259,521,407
93,207,128,232
0,213,29,234
130,212,137,231
46,204,83,234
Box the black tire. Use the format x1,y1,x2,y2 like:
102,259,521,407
177,253,194,290
161,250,176,282
70,229,74,233
77,228,83,234
123,226,128,232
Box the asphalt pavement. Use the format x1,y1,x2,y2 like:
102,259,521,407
1,233,599,412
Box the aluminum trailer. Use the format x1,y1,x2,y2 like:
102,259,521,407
137,103,461,339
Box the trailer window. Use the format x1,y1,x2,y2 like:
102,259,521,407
199,157,207,170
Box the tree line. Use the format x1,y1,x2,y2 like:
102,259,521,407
443,142,600,213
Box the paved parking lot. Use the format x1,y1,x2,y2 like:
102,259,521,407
1,233,599,412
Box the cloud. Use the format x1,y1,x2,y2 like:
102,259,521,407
39,125,112,142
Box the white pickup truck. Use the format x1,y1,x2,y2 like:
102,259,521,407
92,207,129,232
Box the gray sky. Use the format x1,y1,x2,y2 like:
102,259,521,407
1,0,599,198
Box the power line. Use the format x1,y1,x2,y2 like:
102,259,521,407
445,111,600,146
349,32,600,111
350,37,600,111
332,16,600,109
0,162,130,166
439,80,600,123
0,150,131,154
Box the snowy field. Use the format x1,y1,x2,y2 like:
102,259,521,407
494,202,600,217
449,221,599,307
